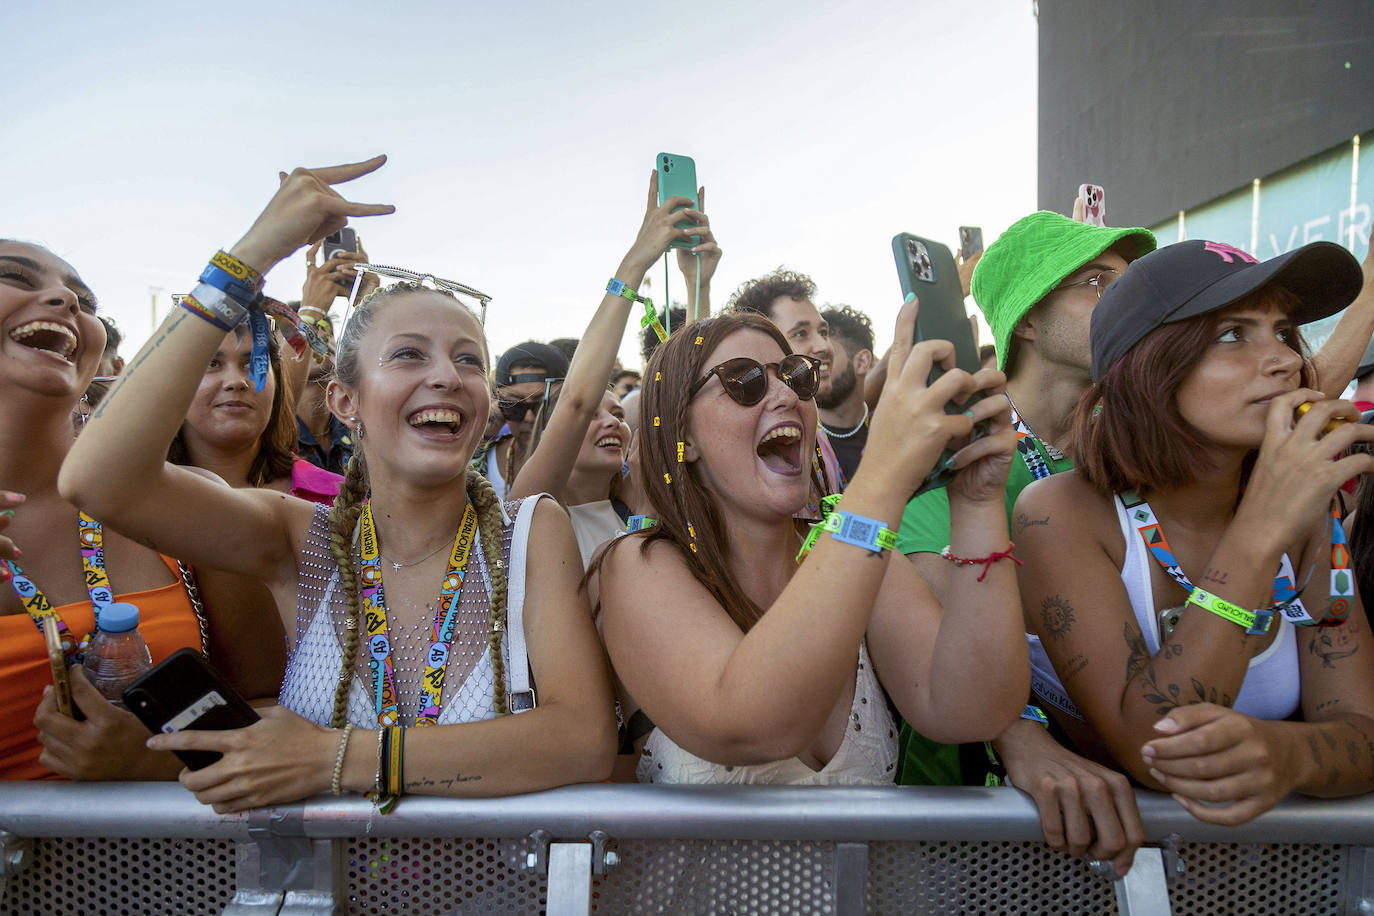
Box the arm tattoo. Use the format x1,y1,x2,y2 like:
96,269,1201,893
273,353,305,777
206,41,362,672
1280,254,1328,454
1346,738,1361,767
1013,511,1050,536
1201,568,1230,587
1040,594,1075,639
1062,653,1090,684
1127,624,1232,713
1307,733,1324,766
1309,629,1359,669
88,311,189,422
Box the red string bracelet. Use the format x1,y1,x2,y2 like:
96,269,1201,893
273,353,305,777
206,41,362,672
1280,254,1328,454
939,542,1023,581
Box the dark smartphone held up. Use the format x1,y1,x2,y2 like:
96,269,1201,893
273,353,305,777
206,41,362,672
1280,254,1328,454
958,226,984,262
656,152,700,250
892,232,989,495
124,649,260,770
322,227,358,262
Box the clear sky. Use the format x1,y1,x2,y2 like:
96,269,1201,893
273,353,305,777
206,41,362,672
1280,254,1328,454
3,1,1039,368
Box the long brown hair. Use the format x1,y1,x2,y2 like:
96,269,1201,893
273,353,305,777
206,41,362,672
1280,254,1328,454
593,312,819,632
1072,287,1312,494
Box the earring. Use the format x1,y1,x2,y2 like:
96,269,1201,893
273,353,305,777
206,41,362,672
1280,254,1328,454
77,393,91,429
353,419,365,440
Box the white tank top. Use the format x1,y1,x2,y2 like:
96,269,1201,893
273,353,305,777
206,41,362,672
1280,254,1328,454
637,642,898,785
1028,494,1301,723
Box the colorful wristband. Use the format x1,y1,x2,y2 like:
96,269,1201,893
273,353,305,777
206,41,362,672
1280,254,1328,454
1187,587,1273,635
625,515,657,533
199,251,263,307
181,284,247,331
797,496,896,560
1020,705,1049,728
607,278,667,343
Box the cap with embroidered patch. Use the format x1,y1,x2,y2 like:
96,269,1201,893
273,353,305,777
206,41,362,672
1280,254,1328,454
1090,239,1363,381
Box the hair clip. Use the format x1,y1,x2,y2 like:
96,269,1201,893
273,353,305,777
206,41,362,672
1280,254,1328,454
694,336,704,345
664,472,672,485
677,442,684,463
653,416,660,427
654,371,661,381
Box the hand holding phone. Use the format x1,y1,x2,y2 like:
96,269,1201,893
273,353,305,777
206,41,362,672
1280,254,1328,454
656,153,701,250
321,227,358,262
124,649,260,770
42,616,79,719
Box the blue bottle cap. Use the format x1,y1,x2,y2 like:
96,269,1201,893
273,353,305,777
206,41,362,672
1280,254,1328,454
98,602,140,633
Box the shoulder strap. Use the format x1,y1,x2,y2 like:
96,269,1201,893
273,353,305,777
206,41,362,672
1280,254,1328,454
504,493,545,713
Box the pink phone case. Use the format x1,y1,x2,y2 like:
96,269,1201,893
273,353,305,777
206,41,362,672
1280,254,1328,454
1078,184,1106,227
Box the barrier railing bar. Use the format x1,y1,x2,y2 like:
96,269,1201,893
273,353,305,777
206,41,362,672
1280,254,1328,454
832,841,868,915
1114,847,1170,916
4,783,1374,846
545,842,592,916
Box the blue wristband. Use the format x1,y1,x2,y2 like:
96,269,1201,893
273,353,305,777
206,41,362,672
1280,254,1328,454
625,515,657,532
1020,705,1049,728
824,511,898,554
199,262,261,308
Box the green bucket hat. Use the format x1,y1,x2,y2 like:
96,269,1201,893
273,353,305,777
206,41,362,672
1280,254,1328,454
972,212,1157,371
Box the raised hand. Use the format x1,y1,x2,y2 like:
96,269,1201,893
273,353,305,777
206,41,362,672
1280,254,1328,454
675,186,721,282
0,490,22,571
620,172,704,277
229,156,396,277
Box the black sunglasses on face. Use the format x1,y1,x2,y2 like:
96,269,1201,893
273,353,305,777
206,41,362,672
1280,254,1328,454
497,378,563,422
688,354,820,407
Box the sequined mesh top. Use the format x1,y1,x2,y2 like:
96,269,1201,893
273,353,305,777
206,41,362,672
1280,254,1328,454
280,498,530,728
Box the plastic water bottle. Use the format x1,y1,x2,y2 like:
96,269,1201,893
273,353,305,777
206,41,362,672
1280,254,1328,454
82,602,153,708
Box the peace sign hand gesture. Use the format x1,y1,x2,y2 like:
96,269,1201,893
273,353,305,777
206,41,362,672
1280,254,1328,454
229,155,396,277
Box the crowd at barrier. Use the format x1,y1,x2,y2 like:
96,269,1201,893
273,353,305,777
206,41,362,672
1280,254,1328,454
6,153,1374,893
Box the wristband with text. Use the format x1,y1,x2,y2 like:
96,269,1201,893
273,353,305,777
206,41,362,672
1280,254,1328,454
608,278,668,343
797,495,897,561
625,515,657,533
198,250,264,307
181,283,248,332
1187,586,1274,635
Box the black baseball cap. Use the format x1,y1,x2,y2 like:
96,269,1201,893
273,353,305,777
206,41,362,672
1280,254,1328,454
495,341,571,387
1090,239,1363,381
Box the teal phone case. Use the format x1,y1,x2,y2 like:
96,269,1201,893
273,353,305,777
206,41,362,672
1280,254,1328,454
656,152,700,250
892,232,988,496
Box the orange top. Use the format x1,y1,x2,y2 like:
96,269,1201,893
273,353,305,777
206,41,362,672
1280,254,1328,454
0,557,202,781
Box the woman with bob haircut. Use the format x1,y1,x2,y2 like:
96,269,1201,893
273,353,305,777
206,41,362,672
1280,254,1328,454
1017,238,1374,825
596,300,1031,785
60,156,616,811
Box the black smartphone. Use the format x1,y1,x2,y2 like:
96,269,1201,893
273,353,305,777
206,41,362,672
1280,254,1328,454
124,649,260,770
322,227,358,261
959,226,984,261
892,232,989,495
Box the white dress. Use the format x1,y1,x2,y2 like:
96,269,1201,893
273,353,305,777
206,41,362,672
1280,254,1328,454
279,497,539,727
636,641,898,785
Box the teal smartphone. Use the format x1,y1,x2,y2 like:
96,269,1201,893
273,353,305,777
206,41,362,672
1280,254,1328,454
656,152,700,250
892,232,988,495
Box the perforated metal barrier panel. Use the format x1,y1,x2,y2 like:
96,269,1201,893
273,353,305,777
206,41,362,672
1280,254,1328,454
1,784,1370,915
0,836,1352,915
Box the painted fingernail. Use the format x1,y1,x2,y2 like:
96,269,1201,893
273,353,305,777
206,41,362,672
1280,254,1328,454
1140,746,1154,763
904,292,917,303
0,510,15,518
1,492,25,502
1149,767,1165,782
11,548,19,559
1153,717,1177,732
963,410,975,418
0,569,11,582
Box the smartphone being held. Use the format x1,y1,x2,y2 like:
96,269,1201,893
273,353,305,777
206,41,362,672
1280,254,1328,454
42,616,80,720
891,232,989,495
958,226,984,262
1077,184,1106,227
124,649,260,770
322,227,358,262
655,153,700,250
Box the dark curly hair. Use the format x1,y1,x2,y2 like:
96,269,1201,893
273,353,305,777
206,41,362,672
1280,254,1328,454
726,267,817,320
820,305,874,355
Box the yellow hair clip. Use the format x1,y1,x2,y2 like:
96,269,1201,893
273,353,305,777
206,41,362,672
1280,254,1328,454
654,371,661,381
653,416,660,427
694,336,704,345
677,441,685,462
664,472,672,485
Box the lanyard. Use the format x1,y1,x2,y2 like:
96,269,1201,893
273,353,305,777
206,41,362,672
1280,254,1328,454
1008,405,1063,481
4,513,114,661
359,502,479,727
1121,492,1352,627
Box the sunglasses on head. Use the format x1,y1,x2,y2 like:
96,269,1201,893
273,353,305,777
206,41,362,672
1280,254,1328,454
688,354,820,407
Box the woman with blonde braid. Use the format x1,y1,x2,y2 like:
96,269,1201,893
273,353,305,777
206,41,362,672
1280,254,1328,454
61,157,615,810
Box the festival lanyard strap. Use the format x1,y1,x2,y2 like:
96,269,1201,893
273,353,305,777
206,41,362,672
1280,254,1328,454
1008,406,1062,481
4,513,114,661
1121,492,1352,627
359,502,479,727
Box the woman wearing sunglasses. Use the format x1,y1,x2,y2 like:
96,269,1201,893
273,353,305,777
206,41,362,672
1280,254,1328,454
1016,239,1374,825
61,157,616,810
595,304,1029,785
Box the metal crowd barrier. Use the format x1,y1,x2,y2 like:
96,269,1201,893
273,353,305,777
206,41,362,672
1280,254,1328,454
1,782,1371,914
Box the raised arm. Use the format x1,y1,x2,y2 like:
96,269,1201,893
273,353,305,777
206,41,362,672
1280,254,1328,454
59,157,395,585
676,186,721,322
601,300,1008,764
509,172,704,502
1310,242,1374,399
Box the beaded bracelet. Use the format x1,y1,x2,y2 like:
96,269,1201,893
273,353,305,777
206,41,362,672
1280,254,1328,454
939,543,1023,582
330,723,355,796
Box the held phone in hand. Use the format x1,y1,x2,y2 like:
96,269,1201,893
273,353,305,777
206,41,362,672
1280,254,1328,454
1078,184,1106,227
322,227,358,262
42,616,80,719
656,153,700,250
892,233,989,495
124,649,259,770
958,226,984,261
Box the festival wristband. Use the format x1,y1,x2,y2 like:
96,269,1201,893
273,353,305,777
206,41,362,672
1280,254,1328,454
1020,705,1049,728
182,284,247,332
199,251,264,307
625,515,657,533
1187,587,1274,635
608,278,667,343
797,496,896,560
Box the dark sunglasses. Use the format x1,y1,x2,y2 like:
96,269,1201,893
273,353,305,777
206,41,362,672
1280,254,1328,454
688,354,819,407
497,377,563,421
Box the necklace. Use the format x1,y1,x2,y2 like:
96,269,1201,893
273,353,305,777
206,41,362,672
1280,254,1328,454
359,501,479,727
5,513,114,661
1005,394,1066,480
385,538,453,571
822,404,869,440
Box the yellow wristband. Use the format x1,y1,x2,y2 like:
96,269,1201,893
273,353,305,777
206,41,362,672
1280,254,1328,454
1187,587,1273,635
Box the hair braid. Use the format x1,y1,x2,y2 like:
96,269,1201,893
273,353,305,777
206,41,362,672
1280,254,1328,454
466,471,510,715
326,450,369,728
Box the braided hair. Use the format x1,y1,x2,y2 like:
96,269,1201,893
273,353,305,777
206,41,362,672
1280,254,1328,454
323,281,512,726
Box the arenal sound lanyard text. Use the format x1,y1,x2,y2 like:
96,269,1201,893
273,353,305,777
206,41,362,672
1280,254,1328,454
5,513,114,661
